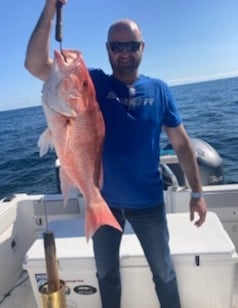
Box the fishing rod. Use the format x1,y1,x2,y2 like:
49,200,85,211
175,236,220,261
55,1,67,62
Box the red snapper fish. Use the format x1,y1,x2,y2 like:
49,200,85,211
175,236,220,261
38,49,122,239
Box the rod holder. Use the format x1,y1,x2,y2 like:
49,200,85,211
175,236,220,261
39,280,66,308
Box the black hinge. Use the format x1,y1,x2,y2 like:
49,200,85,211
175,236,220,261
195,255,200,266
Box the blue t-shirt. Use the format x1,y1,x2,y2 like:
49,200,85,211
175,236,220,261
90,69,182,209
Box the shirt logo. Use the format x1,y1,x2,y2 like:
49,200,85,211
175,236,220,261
106,91,118,100
106,91,154,110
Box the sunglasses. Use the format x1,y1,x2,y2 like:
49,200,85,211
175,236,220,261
109,41,143,53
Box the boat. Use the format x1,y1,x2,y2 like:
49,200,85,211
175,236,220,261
0,139,237,308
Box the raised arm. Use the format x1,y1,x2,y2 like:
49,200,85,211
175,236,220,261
24,0,66,81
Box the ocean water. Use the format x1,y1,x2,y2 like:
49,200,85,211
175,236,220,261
0,77,238,199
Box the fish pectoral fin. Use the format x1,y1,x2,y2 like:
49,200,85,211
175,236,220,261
85,201,122,240
60,168,75,206
38,128,54,157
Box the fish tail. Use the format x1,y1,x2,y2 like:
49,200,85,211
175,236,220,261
85,202,122,240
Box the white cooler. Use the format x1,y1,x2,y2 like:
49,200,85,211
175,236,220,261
24,212,238,308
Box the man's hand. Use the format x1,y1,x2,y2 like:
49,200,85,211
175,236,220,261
190,197,207,227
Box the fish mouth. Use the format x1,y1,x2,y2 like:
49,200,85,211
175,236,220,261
54,49,82,67
54,49,64,61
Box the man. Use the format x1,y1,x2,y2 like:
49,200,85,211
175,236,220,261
25,1,207,307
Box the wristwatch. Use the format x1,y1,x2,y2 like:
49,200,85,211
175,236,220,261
191,192,204,199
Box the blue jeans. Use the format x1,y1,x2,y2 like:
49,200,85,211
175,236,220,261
92,204,181,308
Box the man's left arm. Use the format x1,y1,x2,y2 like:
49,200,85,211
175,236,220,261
164,124,207,227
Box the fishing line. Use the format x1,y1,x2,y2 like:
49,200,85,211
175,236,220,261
55,1,67,62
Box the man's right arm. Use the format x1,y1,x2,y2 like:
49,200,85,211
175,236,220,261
24,0,66,81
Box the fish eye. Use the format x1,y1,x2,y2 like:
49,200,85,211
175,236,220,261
83,80,88,87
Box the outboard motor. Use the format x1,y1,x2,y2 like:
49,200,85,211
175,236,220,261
191,138,224,185
161,138,224,188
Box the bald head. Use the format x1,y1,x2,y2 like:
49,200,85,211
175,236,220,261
107,19,143,42
106,19,144,84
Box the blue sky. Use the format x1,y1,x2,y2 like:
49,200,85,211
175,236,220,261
1,0,238,111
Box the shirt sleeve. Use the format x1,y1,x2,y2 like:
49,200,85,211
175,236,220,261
163,84,182,127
